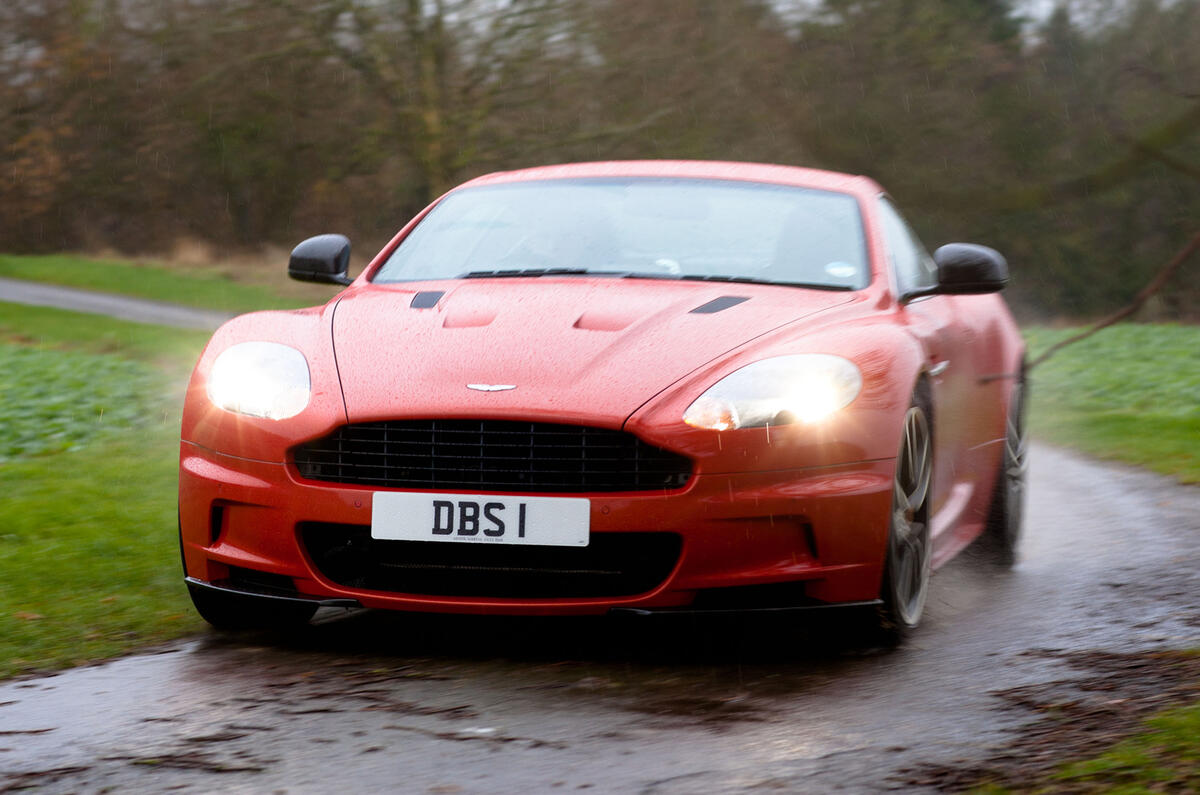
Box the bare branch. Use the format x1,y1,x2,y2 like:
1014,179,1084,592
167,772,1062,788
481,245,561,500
1029,230,1200,370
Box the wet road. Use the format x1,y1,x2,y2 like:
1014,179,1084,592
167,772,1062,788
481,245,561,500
2,444,1197,793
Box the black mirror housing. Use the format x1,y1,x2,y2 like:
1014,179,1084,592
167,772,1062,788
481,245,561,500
288,234,353,285
930,243,1008,295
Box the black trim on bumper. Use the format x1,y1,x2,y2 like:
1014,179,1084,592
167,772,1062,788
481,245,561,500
185,578,880,617
185,577,361,608
608,599,882,617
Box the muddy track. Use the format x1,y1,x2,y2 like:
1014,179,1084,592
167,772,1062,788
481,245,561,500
1,444,1197,793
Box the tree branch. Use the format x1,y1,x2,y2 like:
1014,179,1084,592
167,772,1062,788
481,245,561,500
1029,230,1200,369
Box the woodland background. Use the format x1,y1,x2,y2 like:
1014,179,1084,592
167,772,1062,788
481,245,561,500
2,0,1198,320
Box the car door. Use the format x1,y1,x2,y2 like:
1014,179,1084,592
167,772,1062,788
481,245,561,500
876,197,975,529
950,289,1013,486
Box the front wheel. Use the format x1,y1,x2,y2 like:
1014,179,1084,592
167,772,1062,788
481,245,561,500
877,397,934,634
187,582,317,632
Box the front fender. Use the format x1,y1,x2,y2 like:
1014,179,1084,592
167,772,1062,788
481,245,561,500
626,321,926,473
180,305,346,463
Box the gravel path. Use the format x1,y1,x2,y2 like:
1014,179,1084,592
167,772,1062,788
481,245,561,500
0,277,234,330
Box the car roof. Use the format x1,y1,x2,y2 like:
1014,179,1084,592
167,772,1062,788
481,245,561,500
458,160,883,199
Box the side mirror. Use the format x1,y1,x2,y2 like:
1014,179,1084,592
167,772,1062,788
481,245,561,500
288,234,353,285
930,243,1008,294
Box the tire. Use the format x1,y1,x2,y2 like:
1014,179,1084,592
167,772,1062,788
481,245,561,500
187,581,317,632
876,389,934,636
984,374,1028,566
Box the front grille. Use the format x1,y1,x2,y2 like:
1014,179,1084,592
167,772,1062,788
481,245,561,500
292,419,692,493
300,523,682,598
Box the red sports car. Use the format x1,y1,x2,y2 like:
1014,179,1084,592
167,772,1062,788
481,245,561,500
179,160,1026,635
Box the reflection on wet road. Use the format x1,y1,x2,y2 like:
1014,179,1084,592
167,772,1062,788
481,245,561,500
2,445,1197,793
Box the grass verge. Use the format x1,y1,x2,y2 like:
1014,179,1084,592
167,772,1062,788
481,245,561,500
0,345,164,460
0,300,211,364
0,303,208,678
1051,701,1200,792
0,432,204,678
970,702,1200,794
1025,323,1200,484
0,252,329,314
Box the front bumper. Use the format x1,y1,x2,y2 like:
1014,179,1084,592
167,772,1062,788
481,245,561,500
179,441,893,615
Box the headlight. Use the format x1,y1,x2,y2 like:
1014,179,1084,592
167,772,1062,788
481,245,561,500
207,342,311,420
683,354,862,430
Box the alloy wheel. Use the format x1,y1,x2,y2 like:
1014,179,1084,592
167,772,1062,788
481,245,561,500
888,405,932,627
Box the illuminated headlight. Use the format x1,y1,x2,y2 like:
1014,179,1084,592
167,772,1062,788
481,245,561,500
683,354,862,430
207,342,311,420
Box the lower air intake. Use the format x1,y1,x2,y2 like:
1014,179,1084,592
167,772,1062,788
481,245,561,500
299,523,682,599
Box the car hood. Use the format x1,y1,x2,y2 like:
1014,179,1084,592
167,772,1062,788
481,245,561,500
331,278,854,426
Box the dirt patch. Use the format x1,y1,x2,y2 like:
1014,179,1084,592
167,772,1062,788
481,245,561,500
897,648,1200,791
104,751,269,774
628,693,770,730
0,766,91,793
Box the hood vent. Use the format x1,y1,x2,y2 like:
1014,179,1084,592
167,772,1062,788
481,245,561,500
690,296,749,314
410,291,444,309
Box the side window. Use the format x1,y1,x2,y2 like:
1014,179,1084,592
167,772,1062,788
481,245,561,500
877,197,938,295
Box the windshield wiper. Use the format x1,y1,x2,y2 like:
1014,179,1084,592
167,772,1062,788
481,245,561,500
459,268,632,278
676,274,772,284
677,274,853,291
456,268,853,291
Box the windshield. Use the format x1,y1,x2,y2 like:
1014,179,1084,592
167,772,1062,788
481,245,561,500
373,178,870,289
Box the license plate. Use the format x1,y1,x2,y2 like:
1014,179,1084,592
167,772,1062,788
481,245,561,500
371,492,590,547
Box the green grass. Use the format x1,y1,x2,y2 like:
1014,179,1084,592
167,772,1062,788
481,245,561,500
0,300,212,365
0,432,205,678
0,253,319,314
1051,702,1200,792
1025,324,1200,483
0,253,323,677
971,701,1200,794
0,303,208,678
0,345,164,460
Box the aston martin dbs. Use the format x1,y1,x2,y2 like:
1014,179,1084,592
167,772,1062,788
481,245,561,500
179,160,1027,634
